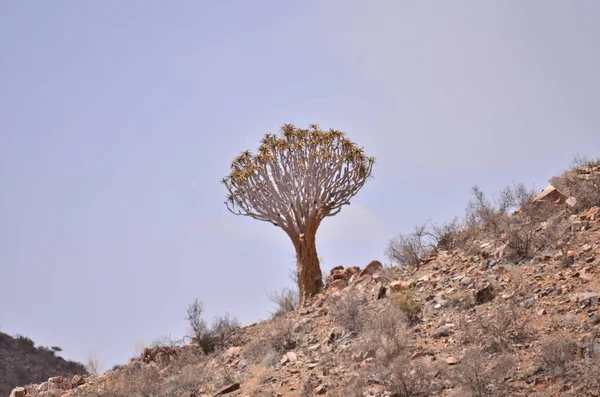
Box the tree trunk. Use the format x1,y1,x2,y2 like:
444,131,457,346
293,229,323,307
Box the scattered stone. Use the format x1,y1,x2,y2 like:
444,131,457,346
433,326,451,338
446,357,458,365
226,346,242,358
460,277,473,286
315,385,327,395
286,351,298,363
566,196,577,207
475,285,495,305
389,280,411,292
215,382,240,395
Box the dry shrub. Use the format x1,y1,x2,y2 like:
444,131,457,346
456,303,533,352
465,183,562,260
267,318,297,353
362,305,410,365
391,291,422,323
550,156,600,212
186,298,240,354
241,318,299,367
539,337,577,377
383,357,436,397
386,224,434,268
451,347,516,397
480,303,533,352
242,338,277,367
573,358,600,396
455,314,479,346
330,292,367,334
267,287,298,317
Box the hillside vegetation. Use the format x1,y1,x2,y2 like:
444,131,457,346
0,332,86,397
8,157,600,397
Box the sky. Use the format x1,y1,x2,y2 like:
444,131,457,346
1,1,599,370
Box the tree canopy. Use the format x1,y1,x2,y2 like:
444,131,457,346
221,123,375,236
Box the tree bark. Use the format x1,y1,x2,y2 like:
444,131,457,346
292,227,323,307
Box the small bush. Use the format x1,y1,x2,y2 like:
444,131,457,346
267,287,298,317
186,298,240,354
465,183,561,260
241,318,299,367
15,334,34,347
384,357,436,397
479,303,533,352
266,318,297,353
539,338,577,377
386,224,434,268
451,347,516,397
551,155,600,212
330,292,367,333
391,291,422,323
363,305,410,364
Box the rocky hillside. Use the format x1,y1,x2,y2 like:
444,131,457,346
9,158,600,397
0,332,86,397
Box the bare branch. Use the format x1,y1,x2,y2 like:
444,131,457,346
222,124,375,235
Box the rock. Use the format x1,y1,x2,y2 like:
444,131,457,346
433,326,451,338
286,351,298,363
37,382,48,392
358,260,383,277
226,346,242,358
237,358,248,370
581,207,600,221
48,376,63,383
589,313,600,326
571,292,599,305
328,268,346,281
566,196,577,207
475,285,495,305
10,387,26,397
533,185,566,204
353,274,372,287
389,280,411,292
446,357,458,365
330,278,348,290
583,244,593,252
215,382,240,395
580,271,594,281
460,277,473,286
315,385,327,395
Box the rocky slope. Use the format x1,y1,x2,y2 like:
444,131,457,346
9,160,600,397
0,332,86,397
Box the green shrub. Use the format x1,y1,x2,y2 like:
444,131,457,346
391,291,422,323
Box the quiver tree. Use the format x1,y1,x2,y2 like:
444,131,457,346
222,124,375,307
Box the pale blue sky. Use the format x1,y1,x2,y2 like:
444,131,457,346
1,1,598,369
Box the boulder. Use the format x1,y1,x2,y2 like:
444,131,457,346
358,260,383,277
533,185,566,204
330,278,348,290
389,280,411,292
10,387,26,397
72,375,86,386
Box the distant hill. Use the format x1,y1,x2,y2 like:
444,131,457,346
0,332,87,396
